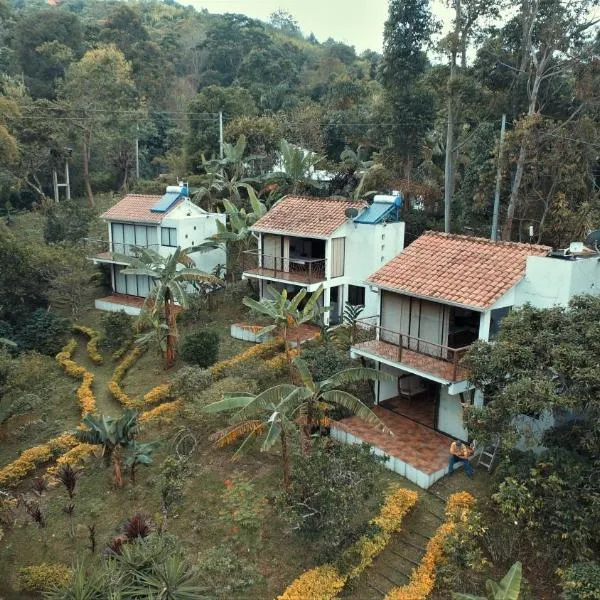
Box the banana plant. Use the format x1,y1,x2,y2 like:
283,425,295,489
453,561,523,600
242,284,327,367
203,355,393,467
116,246,219,367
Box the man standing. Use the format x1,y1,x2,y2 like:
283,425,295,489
449,439,474,477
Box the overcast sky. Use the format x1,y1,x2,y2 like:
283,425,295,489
187,0,455,53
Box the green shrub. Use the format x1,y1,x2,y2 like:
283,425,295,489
300,342,354,382
43,200,92,244
560,562,600,599
100,310,134,351
16,309,70,356
197,545,259,598
279,439,387,557
180,330,220,367
171,366,213,401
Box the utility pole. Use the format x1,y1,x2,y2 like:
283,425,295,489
219,110,224,159
491,114,507,241
65,154,71,200
135,124,140,180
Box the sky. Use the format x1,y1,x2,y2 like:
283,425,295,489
187,0,455,53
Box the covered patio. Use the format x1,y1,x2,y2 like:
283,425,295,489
331,406,454,489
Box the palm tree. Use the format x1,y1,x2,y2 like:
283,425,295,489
243,285,327,369
199,189,266,281
203,356,393,470
117,247,219,368
76,409,141,488
266,139,324,195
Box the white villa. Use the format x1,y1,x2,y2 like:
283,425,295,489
242,194,406,325
90,185,226,315
331,232,600,488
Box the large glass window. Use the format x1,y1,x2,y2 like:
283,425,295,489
161,227,177,247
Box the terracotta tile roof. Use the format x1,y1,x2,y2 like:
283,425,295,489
368,231,550,309
100,194,182,224
251,196,362,237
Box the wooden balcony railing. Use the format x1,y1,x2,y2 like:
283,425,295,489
242,251,326,285
353,317,471,382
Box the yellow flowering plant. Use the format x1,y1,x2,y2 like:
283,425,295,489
18,563,72,592
208,338,282,378
143,383,172,405
139,400,181,424
279,487,418,599
72,325,103,365
0,433,78,487
384,491,475,600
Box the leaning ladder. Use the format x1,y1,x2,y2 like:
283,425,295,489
477,440,500,472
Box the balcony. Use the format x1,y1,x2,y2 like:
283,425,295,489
351,319,470,383
242,251,326,285
86,239,160,265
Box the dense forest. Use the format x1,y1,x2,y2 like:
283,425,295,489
1,0,599,246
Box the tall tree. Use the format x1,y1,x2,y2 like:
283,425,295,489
60,45,138,206
502,0,599,240
441,0,498,232
378,0,439,175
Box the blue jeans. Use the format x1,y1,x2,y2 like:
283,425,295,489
449,454,473,476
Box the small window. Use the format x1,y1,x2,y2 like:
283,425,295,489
161,227,177,247
347,285,365,306
489,307,511,340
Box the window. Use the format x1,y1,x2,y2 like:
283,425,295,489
161,227,177,247
489,307,511,340
111,223,157,254
347,285,365,306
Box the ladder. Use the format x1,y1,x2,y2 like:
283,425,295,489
477,440,500,472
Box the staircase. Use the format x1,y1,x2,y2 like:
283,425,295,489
342,496,445,598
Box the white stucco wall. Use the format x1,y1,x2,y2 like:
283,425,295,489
437,386,468,441
340,220,405,282
516,255,600,308
160,200,226,274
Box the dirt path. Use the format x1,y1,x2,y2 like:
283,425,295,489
72,334,122,418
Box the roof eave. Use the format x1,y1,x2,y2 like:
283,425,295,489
367,282,492,312
250,226,336,240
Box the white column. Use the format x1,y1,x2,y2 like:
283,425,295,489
323,286,331,326
478,310,491,341
324,238,332,280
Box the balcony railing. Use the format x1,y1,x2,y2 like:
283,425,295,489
242,251,326,285
353,318,471,382
84,238,160,261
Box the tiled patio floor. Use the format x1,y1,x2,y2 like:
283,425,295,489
335,406,452,474
380,395,436,429
353,339,469,382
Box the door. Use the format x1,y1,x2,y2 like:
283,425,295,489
381,291,402,345
262,234,281,271
330,237,345,278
